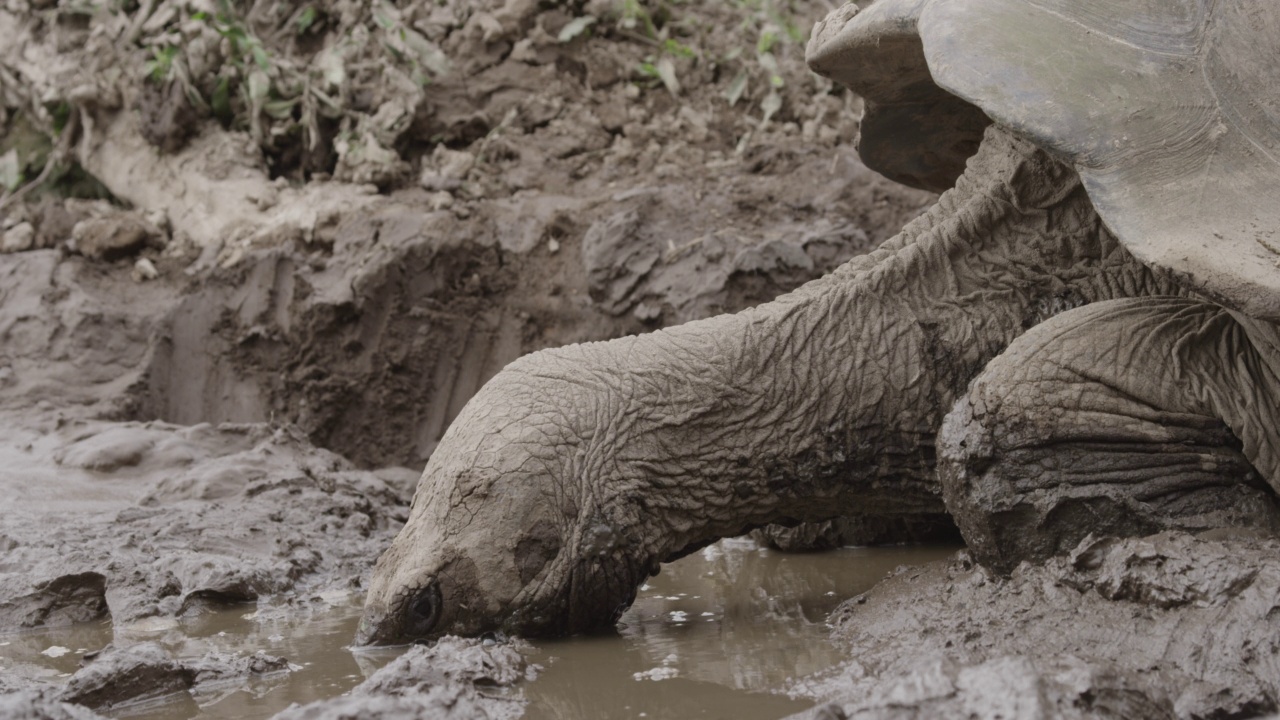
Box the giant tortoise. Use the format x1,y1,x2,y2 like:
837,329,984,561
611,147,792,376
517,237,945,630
356,0,1280,645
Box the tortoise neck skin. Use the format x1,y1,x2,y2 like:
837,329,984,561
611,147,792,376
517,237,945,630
358,126,1181,644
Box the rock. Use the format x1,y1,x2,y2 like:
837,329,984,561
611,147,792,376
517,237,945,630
581,208,656,315
59,642,291,711
60,643,191,710
419,148,475,191
0,690,107,720
272,638,530,720
132,257,159,281
357,636,529,694
2,222,35,253
426,191,454,211
0,572,109,630
71,214,160,261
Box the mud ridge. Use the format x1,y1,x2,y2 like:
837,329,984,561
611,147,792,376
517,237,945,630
787,531,1280,720
274,638,532,720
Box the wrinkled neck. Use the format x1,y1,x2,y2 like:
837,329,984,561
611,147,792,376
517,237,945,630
591,127,1172,561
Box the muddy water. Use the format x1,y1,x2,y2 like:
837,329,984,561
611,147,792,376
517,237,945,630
2,540,957,719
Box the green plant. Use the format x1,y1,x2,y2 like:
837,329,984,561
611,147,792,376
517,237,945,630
719,0,802,123
296,6,318,34
145,45,179,83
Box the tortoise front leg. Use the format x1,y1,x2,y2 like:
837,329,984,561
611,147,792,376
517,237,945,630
940,297,1280,572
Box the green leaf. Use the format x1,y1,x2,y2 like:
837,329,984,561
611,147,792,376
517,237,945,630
756,50,782,88
398,26,450,76
783,18,804,43
50,102,72,135
0,149,20,192
760,89,781,125
558,15,596,43
654,56,680,95
263,98,298,119
247,69,271,103
296,6,317,33
251,45,270,72
757,30,776,55
662,38,694,58
724,70,748,106
146,45,178,83
211,76,232,120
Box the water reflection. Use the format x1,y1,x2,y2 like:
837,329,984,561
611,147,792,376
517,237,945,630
1,541,958,720
522,539,956,720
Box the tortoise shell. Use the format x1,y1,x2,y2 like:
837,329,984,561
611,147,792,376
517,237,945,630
810,0,1280,320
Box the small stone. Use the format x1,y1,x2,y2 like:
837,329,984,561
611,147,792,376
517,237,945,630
420,148,475,191
72,215,158,261
509,38,538,63
133,258,159,282
1,222,35,253
438,149,474,178
426,191,454,211
633,302,662,322
419,172,460,191
547,238,560,254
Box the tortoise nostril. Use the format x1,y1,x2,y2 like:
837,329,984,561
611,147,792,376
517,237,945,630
404,580,442,639
353,603,385,646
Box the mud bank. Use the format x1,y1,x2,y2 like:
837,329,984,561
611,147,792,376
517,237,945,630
128,147,924,470
788,531,1280,720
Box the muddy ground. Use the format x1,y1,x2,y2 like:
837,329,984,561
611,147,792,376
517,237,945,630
2,0,1279,717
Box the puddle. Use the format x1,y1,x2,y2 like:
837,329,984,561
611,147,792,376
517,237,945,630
1,540,957,719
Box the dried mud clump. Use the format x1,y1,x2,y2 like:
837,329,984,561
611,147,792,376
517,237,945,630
274,638,531,720
0,572,109,631
789,531,1280,720
60,642,290,712
0,690,108,720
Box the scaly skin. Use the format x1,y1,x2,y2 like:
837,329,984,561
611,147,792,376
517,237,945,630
356,126,1182,645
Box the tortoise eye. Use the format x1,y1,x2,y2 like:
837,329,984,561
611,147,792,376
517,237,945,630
404,580,442,639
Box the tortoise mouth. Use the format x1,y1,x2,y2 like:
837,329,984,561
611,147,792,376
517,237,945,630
856,96,992,193
353,602,390,647
805,0,992,194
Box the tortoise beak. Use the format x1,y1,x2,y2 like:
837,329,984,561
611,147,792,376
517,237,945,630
353,600,394,647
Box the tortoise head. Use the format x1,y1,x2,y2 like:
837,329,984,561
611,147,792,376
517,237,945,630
355,361,649,646
356,454,573,645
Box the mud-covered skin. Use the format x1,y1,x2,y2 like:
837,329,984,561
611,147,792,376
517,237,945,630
941,298,1280,572
359,126,1196,644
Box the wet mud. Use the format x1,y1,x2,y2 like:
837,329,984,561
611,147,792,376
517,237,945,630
789,531,1280,720
2,540,958,720
273,637,530,720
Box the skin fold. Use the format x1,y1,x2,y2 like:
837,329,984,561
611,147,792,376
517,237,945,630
357,125,1280,645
